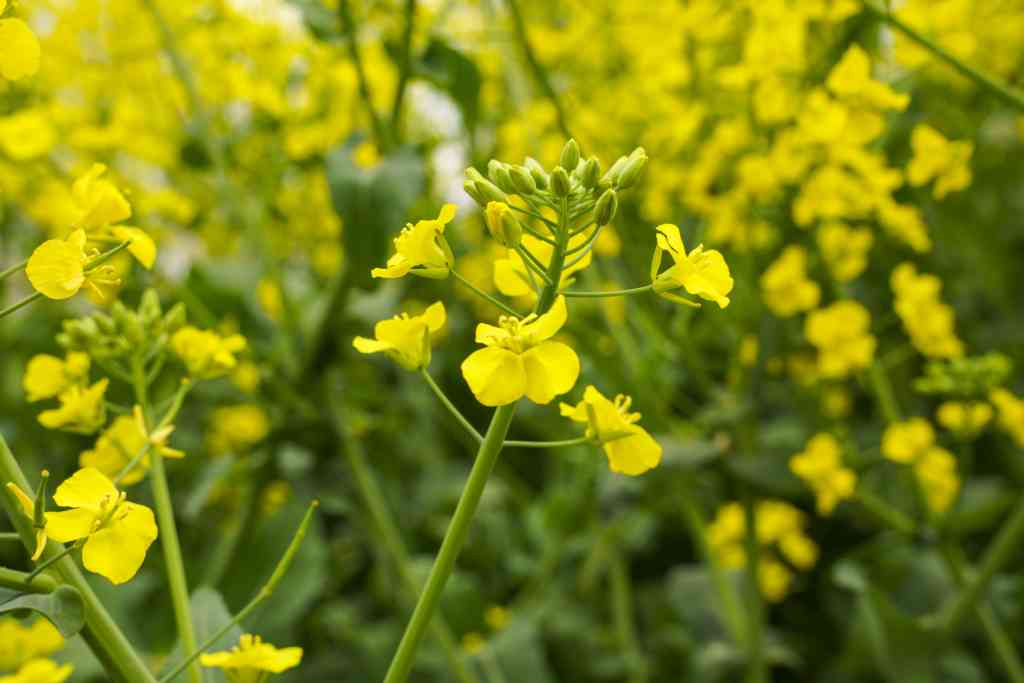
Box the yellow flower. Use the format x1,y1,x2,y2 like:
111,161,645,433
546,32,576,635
817,223,873,282
461,296,579,406
914,447,959,513
804,301,876,378
80,410,184,486
44,468,158,585
0,16,40,81
171,327,248,379
200,634,302,683
907,125,972,199
461,632,486,655
891,263,963,359
560,385,662,475
72,164,132,231
936,401,992,439
0,659,72,683
991,388,1024,448
760,246,820,317
759,559,794,603
37,379,109,434
789,433,857,515
6,482,47,561
23,352,90,403
353,302,446,371
110,226,156,270
484,606,509,631
0,109,57,161
881,418,935,464
493,233,591,299
650,224,733,308
826,45,909,111
0,618,63,672
371,204,456,279
207,405,271,456
25,230,97,300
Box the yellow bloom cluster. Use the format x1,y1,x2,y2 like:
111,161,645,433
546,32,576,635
804,301,876,378
882,419,960,513
936,401,993,440
817,223,873,283
207,405,271,457
171,327,248,380
991,388,1024,448
200,634,302,683
0,618,63,674
650,224,733,308
891,263,964,359
0,659,72,683
760,246,820,317
0,0,40,81
372,205,457,280
353,302,446,371
789,433,857,515
907,125,973,199
708,500,818,603
81,409,184,485
23,352,108,434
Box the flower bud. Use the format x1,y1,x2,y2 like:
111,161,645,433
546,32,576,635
524,157,549,190
559,138,580,171
509,165,537,195
465,167,487,184
140,289,162,324
550,167,571,197
616,147,648,189
463,180,485,205
484,202,523,247
594,189,618,226
163,302,188,334
579,156,601,189
476,178,507,203
601,155,628,188
487,160,515,194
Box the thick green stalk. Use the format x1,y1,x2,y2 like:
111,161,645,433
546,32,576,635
609,552,648,683
383,402,517,683
0,435,157,683
0,565,57,593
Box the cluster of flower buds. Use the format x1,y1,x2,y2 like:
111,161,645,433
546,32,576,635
57,289,186,362
463,139,647,247
915,352,1013,397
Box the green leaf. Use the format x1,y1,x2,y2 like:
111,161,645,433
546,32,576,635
0,585,86,638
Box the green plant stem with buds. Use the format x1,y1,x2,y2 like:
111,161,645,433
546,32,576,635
0,435,157,683
131,356,202,683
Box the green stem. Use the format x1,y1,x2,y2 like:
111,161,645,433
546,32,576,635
0,566,57,593
868,362,902,423
862,1,1024,112
855,489,916,536
27,543,78,582
505,0,572,139
741,492,766,683
159,502,318,683
452,271,522,317
535,200,569,314
421,370,484,443
382,402,517,683
0,292,43,320
515,246,555,286
390,0,417,137
609,552,648,683
132,360,201,683
338,0,389,150
563,285,654,298
503,436,589,449
0,435,157,683
0,258,27,282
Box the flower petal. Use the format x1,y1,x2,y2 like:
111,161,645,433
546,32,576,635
52,467,118,509
82,503,156,584
523,295,567,341
521,341,580,404
461,347,526,406
45,509,97,543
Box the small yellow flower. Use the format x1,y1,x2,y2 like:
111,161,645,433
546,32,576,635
461,632,486,655
804,301,876,378
560,385,662,475
826,45,909,111
0,618,63,672
936,401,992,439
25,230,105,301
817,223,873,282
353,301,446,371
461,296,579,406
37,379,109,434
494,232,591,299
72,164,132,231
881,418,935,464
759,559,793,603
789,433,857,515
44,468,158,585
372,205,456,279
0,16,41,81
207,404,270,456
650,224,733,308
171,326,247,380
200,634,302,683
23,352,90,403
907,124,972,199
991,388,1024,448
760,246,820,317
914,447,959,513
484,606,509,631
0,658,72,683
80,409,184,485
110,226,156,270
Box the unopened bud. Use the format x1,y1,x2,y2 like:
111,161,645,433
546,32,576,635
463,180,485,205
559,138,580,171
484,202,522,247
476,178,507,203
601,155,628,188
594,189,618,226
550,167,571,197
579,156,600,189
487,160,515,194
524,157,549,190
509,165,537,195
140,289,162,324
465,167,487,184
615,147,647,189
163,302,187,334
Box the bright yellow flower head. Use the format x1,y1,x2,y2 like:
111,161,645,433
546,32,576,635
907,125,973,199
0,618,63,672
817,223,873,283
0,16,41,81
72,164,132,231
914,447,959,513
882,417,935,464
461,296,579,406
650,224,733,308
44,468,158,585
804,301,876,378
23,352,90,403
826,45,909,111
991,388,1024,448
789,433,857,515
560,385,662,476
760,246,820,317
26,230,90,301
0,658,72,683
37,379,109,434
936,401,992,439
891,263,963,359
0,109,57,161
171,327,248,380
372,204,456,279
80,410,184,486
200,634,302,683
207,404,271,456
353,301,446,371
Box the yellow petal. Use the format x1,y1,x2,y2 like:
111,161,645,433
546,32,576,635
44,509,97,543
461,347,526,406
0,18,41,81
82,503,157,584
493,257,532,297
437,203,457,226
26,239,86,300
604,429,662,476
112,227,156,269
523,295,567,341
654,223,685,255
52,467,117,509
23,354,68,402
520,341,579,404
422,301,446,334
352,337,392,355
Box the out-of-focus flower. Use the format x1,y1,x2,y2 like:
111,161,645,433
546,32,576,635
200,634,302,683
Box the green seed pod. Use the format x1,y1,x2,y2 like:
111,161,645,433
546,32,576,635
579,156,601,189
487,160,516,194
550,166,571,197
484,202,523,248
594,189,618,226
524,157,549,189
509,165,537,195
616,147,648,189
559,138,580,171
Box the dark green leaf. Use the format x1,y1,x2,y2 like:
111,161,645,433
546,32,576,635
0,585,86,638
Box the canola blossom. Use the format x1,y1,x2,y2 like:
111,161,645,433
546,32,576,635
353,302,446,370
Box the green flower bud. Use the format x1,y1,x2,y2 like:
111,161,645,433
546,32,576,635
616,147,648,189
550,166,572,197
463,180,486,205
94,313,117,335
476,178,507,203
524,157,549,189
487,160,516,194
601,155,628,188
163,302,188,334
509,165,537,195
484,202,523,247
140,289,162,324
579,156,601,189
559,138,580,171
465,167,487,184
594,189,618,226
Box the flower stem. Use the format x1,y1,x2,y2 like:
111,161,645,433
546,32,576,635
563,284,654,298
337,0,389,150
503,436,589,448
0,566,57,593
383,402,517,683
854,489,916,536
0,258,27,282
452,271,522,317
0,292,43,320
421,370,484,443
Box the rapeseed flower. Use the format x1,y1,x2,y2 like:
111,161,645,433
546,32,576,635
891,263,963,359
907,124,972,199
372,205,456,279
200,634,302,683
0,618,63,672
353,302,446,370
80,409,184,485
789,433,856,515
760,246,820,317
0,659,72,683
991,388,1024,447
804,301,876,378
23,352,91,403
882,418,959,512
171,327,247,380
650,224,732,308
0,5,40,81
817,223,872,282
936,401,992,439
25,230,118,301
37,379,109,434
560,386,662,475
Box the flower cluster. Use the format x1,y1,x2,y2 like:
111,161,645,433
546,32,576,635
804,301,877,378
0,618,66,682
789,433,857,515
892,263,964,359
882,418,960,513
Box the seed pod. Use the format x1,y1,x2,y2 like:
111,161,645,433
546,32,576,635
559,138,580,171
509,165,537,195
524,157,549,189
579,156,601,189
550,167,571,197
594,189,618,226
484,202,522,248
487,160,515,194
616,147,648,189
